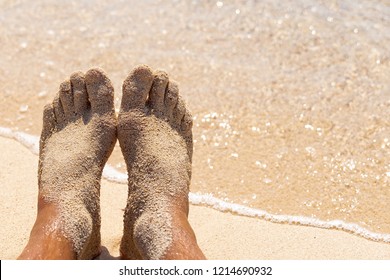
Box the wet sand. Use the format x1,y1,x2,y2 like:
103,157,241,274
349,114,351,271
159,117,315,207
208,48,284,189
1,137,390,259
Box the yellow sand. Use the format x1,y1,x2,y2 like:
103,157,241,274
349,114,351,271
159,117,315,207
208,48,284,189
1,137,390,260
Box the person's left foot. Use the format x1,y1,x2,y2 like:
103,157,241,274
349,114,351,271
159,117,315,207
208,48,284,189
19,69,117,259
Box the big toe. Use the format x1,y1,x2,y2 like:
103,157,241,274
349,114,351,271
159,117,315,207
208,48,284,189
121,65,154,112
85,68,115,115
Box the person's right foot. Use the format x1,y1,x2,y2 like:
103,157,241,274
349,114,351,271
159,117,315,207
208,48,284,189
118,65,205,259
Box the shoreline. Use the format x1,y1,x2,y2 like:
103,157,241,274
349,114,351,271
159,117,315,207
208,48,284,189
1,136,390,259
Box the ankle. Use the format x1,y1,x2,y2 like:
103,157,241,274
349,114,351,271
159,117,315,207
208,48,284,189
130,209,204,260
132,210,174,259
162,214,205,260
34,199,98,259
18,209,77,259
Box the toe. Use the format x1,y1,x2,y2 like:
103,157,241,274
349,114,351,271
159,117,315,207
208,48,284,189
149,70,168,113
59,80,75,119
71,71,89,116
181,109,193,136
181,109,194,161
53,93,66,125
121,65,154,112
85,68,115,115
164,80,179,119
41,103,56,142
172,97,186,128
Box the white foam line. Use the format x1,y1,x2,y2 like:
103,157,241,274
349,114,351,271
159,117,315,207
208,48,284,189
2,126,390,243
189,192,390,243
0,126,40,155
0,126,129,183
102,164,128,184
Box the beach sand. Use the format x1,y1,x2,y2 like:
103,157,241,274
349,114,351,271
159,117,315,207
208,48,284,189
1,136,389,260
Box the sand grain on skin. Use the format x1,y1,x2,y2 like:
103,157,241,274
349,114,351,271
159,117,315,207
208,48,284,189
118,65,193,260
38,69,116,259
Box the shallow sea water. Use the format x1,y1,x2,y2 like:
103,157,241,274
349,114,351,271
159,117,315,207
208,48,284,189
0,0,389,238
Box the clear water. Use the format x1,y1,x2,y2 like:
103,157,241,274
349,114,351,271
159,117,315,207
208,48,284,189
0,0,389,237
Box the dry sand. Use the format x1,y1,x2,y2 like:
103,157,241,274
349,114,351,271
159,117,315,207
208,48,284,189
1,136,390,260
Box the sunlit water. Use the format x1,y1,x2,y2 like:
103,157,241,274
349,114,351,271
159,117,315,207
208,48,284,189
0,0,389,238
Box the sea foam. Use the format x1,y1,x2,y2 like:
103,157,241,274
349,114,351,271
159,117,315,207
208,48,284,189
1,126,390,243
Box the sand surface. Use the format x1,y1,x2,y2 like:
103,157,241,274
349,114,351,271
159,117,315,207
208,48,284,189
1,136,389,260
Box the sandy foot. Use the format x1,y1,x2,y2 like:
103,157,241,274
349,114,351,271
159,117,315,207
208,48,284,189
118,65,195,259
30,69,116,259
